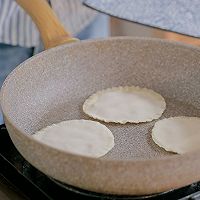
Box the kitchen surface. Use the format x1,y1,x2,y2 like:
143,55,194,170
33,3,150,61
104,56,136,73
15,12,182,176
0,177,26,200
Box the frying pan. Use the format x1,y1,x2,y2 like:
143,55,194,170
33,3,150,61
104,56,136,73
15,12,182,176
1,0,200,196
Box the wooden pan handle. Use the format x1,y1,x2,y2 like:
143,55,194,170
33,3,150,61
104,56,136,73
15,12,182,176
16,0,78,49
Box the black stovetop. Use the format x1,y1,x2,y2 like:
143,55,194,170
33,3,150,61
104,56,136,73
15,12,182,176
1,124,200,200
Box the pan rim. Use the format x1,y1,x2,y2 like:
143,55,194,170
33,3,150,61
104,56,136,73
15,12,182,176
1,36,200,164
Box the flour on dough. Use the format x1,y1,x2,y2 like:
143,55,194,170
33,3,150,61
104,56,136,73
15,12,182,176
83,86,166,124
152,117,200,154
33,120,114,158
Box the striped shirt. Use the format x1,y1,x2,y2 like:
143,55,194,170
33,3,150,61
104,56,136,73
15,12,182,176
0,0,97,47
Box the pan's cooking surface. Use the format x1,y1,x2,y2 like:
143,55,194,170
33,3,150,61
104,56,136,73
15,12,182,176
2,37,200,161
42,97,200,160
103,98,200,159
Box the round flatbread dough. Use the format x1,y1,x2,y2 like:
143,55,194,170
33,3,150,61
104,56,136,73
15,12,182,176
33,120,114,158
152,117,200,154
83,86,166,124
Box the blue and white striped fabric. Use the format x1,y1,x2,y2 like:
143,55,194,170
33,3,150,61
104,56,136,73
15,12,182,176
0,0,97,47
0,0,39,47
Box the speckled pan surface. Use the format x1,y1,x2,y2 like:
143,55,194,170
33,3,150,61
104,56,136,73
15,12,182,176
1,37,200,195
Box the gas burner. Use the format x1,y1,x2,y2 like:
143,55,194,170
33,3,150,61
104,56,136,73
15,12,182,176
51,178,173,199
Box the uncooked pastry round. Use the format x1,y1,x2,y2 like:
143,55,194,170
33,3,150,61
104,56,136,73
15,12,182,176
152,117,200,154
33,120,114,158
83,86,166,124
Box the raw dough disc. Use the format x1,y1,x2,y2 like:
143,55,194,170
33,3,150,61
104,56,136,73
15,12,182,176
152,117,200,154
33,120,114,158
83,86,166,124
